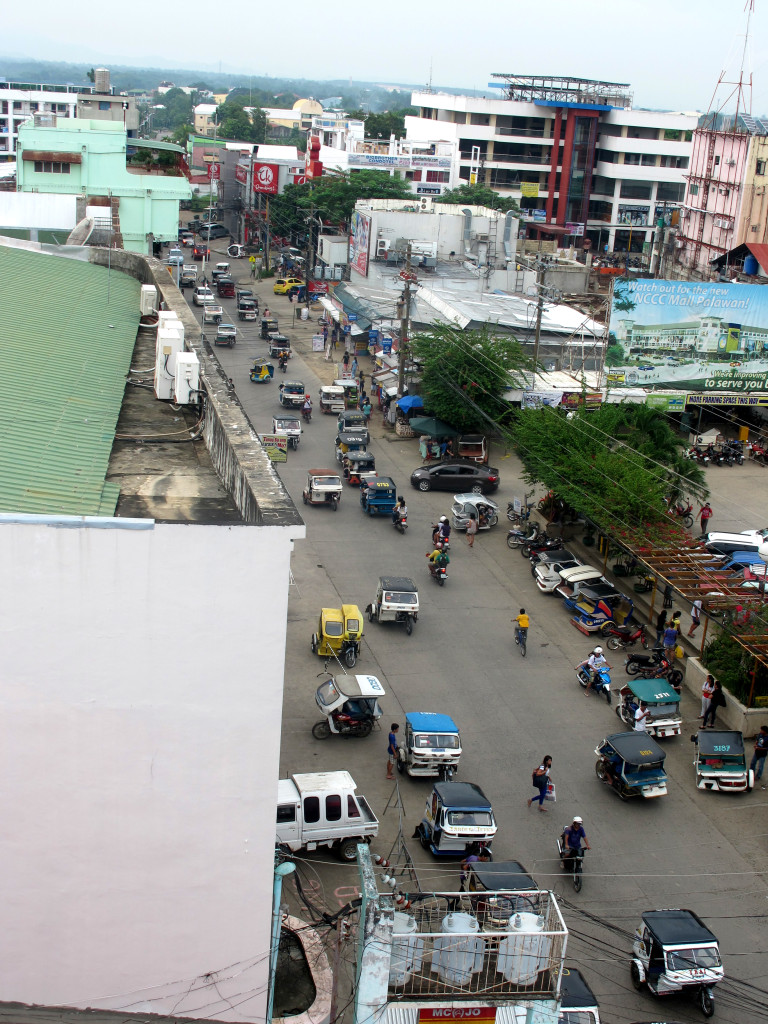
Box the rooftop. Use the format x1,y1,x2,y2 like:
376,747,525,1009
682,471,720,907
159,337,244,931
489,73,632,108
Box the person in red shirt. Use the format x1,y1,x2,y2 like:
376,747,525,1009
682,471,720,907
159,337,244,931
699,502,713,535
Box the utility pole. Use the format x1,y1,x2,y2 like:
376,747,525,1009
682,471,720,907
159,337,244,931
531,260,544,388
398,243,416,396
264,195,271,273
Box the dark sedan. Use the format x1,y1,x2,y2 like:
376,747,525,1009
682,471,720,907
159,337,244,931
410,461,500,494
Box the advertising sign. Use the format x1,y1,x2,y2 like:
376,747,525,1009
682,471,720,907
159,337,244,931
417,185,443,195
419,1009,496,1022
235,164,248,185
565,222,585,236
646,393,686,411
253,162,279,194
617,205,649,226
207,162,220,181
350,211,371,277
261,434,288,462
608,279,768,392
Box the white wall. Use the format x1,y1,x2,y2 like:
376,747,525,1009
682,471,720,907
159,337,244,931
0,516,300,1022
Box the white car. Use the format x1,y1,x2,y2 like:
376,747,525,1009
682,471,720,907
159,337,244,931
533,553,583,593
203,304,224,323
193,286,215,306
741,528,768,542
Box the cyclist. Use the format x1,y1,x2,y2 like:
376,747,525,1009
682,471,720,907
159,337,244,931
560,816,591,868
512,608,529,647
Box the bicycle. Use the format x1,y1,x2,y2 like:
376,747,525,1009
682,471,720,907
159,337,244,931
559,844,585,892
514,626,528,657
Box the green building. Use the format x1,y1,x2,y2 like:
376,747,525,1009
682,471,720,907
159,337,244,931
16,118,191,253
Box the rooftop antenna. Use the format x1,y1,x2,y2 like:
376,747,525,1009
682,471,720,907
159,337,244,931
703,0,754,129
427,58,433,93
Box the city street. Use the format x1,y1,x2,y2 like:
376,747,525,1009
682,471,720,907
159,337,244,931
187,250,768,1024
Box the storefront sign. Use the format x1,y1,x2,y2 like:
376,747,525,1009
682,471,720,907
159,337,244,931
565,222,585,236
348,153,410,168
350,211,371,277
253,162,279,194
419,1009,496,1021
617,205,649,226
686,393,768,407
417,185,443,195
235,164,248,184
646,393,686,411
207,163,220,181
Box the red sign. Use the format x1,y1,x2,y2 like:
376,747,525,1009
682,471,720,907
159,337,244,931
235,165,248,185
419,1011,496,1022
253,162,279,194
305,135,323,180
207,163,220,181
293,174,307,185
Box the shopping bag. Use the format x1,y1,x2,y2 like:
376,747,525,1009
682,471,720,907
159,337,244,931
545,782,556,802
675,644,685,660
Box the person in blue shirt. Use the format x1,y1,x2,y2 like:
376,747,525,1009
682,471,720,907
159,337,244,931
561,816,591,866
386,723,399,780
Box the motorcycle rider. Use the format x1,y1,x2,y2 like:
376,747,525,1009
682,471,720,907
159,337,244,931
576,646,610,696
432,515,451,547
426,545,450,577
392,496,408,528
302,394,312,422
512,608,530,646
278,351,288,372
560,816,591,867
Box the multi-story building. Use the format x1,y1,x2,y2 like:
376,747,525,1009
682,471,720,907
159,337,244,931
675,117,768,279
406,75,697,254
76,67,139,136
319,129,459,197
17,117,191,253
194,102,218,136
0,80,87,162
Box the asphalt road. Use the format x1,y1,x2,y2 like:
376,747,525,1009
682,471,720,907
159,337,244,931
184,249,768,1024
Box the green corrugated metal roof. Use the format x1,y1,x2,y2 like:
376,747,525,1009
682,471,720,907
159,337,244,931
0,245,140,515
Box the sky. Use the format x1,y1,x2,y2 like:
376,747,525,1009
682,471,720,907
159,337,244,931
4,0,768,114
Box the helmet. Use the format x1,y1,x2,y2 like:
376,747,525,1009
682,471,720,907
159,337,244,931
398,495,405,503
593,646,603,655
440,515,447,522
572,816,583,824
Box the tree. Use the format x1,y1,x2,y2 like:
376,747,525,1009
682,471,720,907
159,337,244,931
216,101,266,144
364,110,412,140
436,182,520,213
411,324,531,434
511,403,707,543
605,343,624,367
87,68,95,83
152,87,193,132
286,170,413,229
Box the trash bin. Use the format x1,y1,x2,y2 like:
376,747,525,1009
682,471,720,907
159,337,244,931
301,307,309,321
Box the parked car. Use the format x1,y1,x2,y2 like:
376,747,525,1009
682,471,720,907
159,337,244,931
410,461,500,494
704,532,766,556
273,277,304,295
199,223,229,240
533,551,583,592
192,286,215,306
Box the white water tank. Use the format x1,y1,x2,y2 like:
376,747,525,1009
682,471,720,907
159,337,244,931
497,912,551,985
94,68,111,94
431,912,484,986
388,912,423,987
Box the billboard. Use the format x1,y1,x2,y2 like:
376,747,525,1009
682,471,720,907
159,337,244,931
608,279,768,392
350,211,371,277
253,163,279,194
235,164,248,185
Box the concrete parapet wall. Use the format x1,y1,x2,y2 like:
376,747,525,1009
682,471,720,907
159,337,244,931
88,247,304,529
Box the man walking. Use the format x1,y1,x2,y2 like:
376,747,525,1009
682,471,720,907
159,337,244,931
699,502,713,535
750,725,768,788
386,723,400,780
688,599,703,638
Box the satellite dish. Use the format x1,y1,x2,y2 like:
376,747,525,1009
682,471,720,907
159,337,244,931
66,217,95,245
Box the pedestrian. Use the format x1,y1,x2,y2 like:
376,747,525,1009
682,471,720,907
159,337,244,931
699,502,713,535
527,755,553,812
322,325,328,344
386,723,399,779
459,844,491,890
749,725,768,788
250,261,256,279
466,513,478,548
362,397,372,424
671,609,682,635
702,678,726,728
351,356,359,378
634,701,651,732
264,306,270,318
332,328,339,350
288,290,294,303
662,622,678,661
688,599,703,637
700,672,715,719
359,370,365,391
342,351,350,371
654,607,668,648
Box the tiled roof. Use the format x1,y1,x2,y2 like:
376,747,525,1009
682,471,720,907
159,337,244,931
0,245,139,515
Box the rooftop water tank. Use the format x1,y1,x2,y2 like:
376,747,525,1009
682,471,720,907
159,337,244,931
432,912,485,986
388,912,423,987
497,912,551,985
744,254,759,276
94,68,111,94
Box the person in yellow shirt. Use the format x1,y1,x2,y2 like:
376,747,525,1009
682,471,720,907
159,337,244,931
513,608,530,646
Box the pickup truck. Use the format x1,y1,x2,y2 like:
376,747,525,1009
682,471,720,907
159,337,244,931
276,771,379,861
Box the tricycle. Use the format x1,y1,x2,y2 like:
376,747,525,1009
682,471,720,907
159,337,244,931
238,299,258,321
334,378,359,408
366,576,419,634
397,712,461,780
272,414,301,450
311,605,364,668
691,730,754,792
260,316,279,339
594,731,668,799
631,908,723,1017
211,261,230,282
250,360,274,383
215,322,237,347
563,581,634,634
338,409,369,438
413,780,497,856
450,493,499,531
360,475,397,516
268,334,292,359
217,276,235,299
336,430,368,464
319,385,346,415
457,434,488,464
312,672,384,739
278,380,305,409
302,469,342,510
342,451,376,485
616,678,682,738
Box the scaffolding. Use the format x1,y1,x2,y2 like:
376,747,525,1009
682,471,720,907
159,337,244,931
490,74,631,109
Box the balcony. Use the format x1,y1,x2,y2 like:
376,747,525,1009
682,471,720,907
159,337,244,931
495,126,555,140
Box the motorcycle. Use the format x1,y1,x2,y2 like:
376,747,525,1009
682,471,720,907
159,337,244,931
667,500,694,528
506,499,535,523
522,536,564,559
600,621,649,651
302,403,312,423
427,559,448,586
506,522,540,549
393,510,408,535
557,833,585,892
577,662,612,703
278,354,288,374
431,524,451,549
624,647,667,675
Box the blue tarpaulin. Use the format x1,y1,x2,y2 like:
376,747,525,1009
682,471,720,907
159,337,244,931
396,395,424,413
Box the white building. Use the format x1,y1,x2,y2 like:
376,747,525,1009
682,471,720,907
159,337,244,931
319,134,459,198
0,80,85,162
406,75,698,254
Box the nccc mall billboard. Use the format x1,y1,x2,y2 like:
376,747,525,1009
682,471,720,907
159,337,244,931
253,163,279,194
608,278,768,392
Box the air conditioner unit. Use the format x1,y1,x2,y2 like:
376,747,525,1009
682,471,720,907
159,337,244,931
713,217,732,229
726,159,737,166
751,225,760,232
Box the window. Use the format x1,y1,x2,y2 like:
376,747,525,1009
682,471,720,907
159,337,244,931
658,182,685,202
620,180,653,199
757,160,766,176
347,795,361,818
624,153,641,165
303,796,320,823
425,170,449,183
641,154,657,165
690,184,699,195
99,101,111,111
277,804,296,824
13,101,22,111
597,149,617,163
663,128,682,141
714,155,721,165
33,161,71,174
470,113,490,126
600,124,623,138
325,795,342,821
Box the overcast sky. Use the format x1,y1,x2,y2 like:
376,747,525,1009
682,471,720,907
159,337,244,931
4,0,768,113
